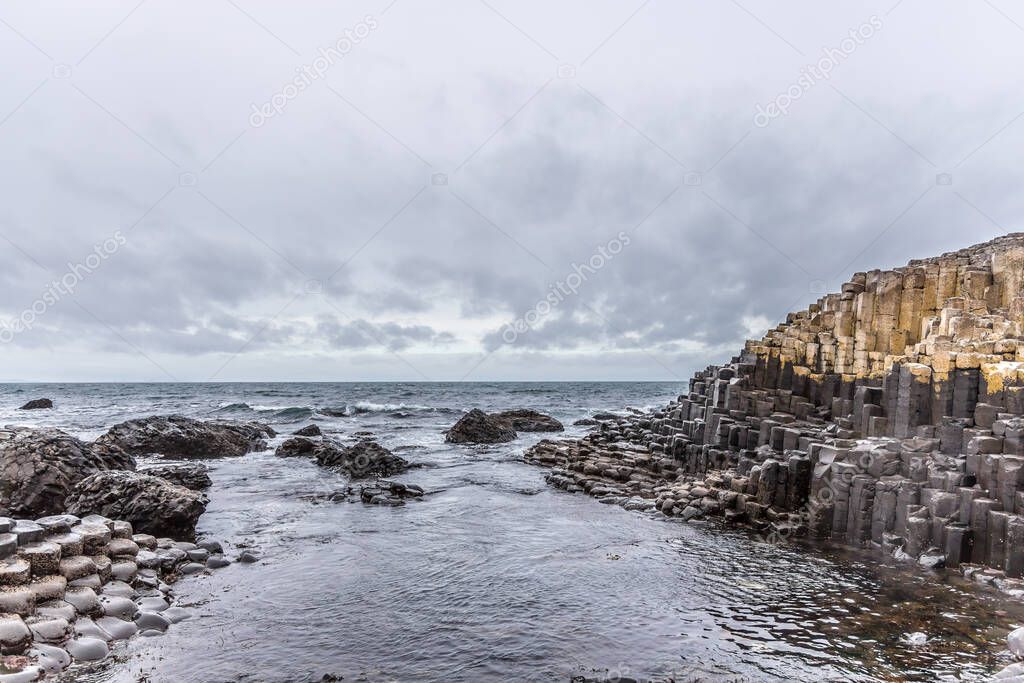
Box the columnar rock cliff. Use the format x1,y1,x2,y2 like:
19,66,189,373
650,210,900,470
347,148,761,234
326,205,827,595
526,233,1024,587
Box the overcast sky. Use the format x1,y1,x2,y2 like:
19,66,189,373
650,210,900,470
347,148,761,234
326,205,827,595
0,0,1021,382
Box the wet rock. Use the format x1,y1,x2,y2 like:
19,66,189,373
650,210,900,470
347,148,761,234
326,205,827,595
491,409,564,433
314,440,411,479
294,424,322,437
573,418,600,427
138,463,212,491
135,610,170,633
27,617,72,644
0,429,135,519
1009,626,1024,658
237,551,259,564
206,555,230,569
65,471,208,540
0,614,31,654
95,415,274,459
95,615,137,641
63,587,100,616
18,399,52,411
445,409,517,444
276,437,318,458
65,636,108,662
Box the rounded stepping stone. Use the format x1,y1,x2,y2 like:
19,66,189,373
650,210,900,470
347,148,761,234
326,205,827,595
112,521,133,540
68,574,102,590
30,643,72,674
136,596,169,612
27,617,72,643
0,533,17,560
59,556,97,581
157,548,187,568
101,581,137,600
66,636,109,662
0,666,42,682
179,562,205,575
99,595,139,620
0,559,31,586
207,555,231,569
36,515,79,534
110,560,138,583
88,555,112,582
140,629,165,637
0,613,32,654
16,542,61,577
132,534,157,550
161,607,191,624
96,615,138,641
28,575,67,602
134,611,171,633
80,515,113,531
46,532,84,556
35,600,76,621
170,541,198,552
64,586,100,616
106,538,139,558
74,617,111,641
0,586,36,616
70,524,111,555
135,550,161,570
11,521,44,545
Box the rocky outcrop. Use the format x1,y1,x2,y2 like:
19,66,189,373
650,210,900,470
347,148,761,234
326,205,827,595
95,416,275,459
293,424,322,437
65,471,208,539
138,463,212,491
276,436,413,479
19,398,53,410
491,409,564,433
0,513,232,678
445,409,517,444
525,234,1024,591
314,440,411,479
0,429,135,519
275,437,319,458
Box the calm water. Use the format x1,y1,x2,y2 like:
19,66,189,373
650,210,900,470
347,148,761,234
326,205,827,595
1,383,1022,683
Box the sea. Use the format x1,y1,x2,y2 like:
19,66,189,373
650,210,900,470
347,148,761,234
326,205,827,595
0,382,1020,683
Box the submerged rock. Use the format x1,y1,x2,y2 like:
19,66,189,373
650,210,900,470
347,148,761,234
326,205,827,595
491,409,564,433
65,471,208,539
138,463,212,491
0,429,135,519
445,409,517,444
95,416,275,459
18,399,53,410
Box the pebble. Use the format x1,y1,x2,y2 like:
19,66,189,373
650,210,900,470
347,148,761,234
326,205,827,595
237,551,259,564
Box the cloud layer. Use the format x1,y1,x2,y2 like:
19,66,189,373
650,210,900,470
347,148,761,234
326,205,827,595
0,0,1022,381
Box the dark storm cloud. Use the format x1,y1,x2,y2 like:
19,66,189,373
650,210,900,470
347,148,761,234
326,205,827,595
0,0,1022,379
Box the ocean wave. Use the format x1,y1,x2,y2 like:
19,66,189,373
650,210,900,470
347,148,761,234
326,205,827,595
213,402,313,422
318,401,454,417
